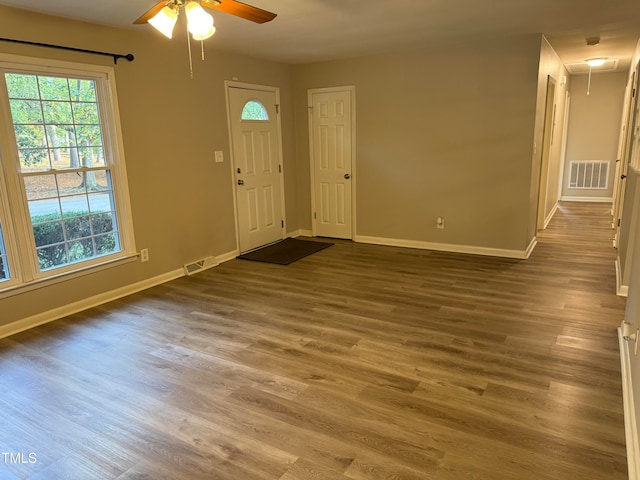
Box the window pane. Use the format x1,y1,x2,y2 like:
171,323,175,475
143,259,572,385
46,125,74,148
15,124,46,148
88,193,113,213
24,175,57,200
33,220,64,247
77,147,106,168
37,243,68,270
76,125,102,147
61,195,89,217
42,101,73,125
73,103,99,125
95,232,118,254
5,73,39,99
29,200,61,220
51,148,76,170
93,170,111,191
56,172,85,196
68,238,95,262
18,149,51,172
64,215,91,241
9,99,44,124
91,212,116,235
38,76,70,101
70,79,97,102
241,100,269,121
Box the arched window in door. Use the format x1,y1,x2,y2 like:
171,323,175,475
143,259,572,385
241,100,269,121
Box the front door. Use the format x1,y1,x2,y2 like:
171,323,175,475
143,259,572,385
309,87,355,239
227,83,284,253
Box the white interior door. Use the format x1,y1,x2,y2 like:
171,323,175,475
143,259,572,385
227,84,284,253
309,87,354,239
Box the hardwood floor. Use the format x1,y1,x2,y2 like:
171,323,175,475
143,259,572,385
0,202,628,479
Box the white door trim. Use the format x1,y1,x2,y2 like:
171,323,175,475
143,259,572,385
224,80,286,252
308,85,356,239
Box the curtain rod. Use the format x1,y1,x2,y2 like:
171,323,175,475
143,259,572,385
0,37,134,64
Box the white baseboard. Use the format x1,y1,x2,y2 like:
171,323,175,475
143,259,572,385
560,196,613,203
216,249,239,264
0,249,239,340
616,256,629,297
288,229,313,238
354,235,536,259
543,203,558,229
619,326,640,480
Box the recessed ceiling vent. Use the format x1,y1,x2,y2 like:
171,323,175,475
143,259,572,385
565,58,619,75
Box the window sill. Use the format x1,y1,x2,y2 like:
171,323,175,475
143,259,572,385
0,253,140,300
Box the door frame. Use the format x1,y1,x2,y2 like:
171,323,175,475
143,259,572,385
307,85,356,239
556,90,571,201
614,67,639,246
224,80,286,253
536,75,557,231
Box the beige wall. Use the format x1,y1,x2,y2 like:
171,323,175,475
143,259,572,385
293,34,542,252
561,72,627,199
0,6,296,326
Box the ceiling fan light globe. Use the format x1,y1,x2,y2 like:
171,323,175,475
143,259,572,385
192,25,216,41
148,6,178,39
185,2,215,36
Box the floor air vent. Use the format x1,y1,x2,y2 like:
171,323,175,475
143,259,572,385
183,256,218,276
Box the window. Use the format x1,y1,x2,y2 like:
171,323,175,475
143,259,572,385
241,100,268,121
0,55,134,292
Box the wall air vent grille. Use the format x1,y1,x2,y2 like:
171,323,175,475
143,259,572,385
568,161,609,189
183,257,218,276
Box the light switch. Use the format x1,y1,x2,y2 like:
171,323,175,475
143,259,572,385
215,151,224,163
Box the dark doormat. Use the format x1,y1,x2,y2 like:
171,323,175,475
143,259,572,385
237,238,333,265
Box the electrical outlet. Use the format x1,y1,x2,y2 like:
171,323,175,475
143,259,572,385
437,216,445,229
140,248,149,263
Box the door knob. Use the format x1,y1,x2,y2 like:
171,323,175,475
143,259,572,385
237,179,245,185
621,175,627,179
344,173,351,179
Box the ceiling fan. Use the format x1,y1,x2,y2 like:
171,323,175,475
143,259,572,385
134,0,275,77
134,0,277,27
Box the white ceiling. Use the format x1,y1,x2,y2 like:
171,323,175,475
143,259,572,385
0,0,639,70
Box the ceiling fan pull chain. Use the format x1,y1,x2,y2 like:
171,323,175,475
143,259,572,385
187,28,194,80
201,40,205,61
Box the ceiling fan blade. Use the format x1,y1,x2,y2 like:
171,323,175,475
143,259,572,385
133,1,169,24
202,0,277,24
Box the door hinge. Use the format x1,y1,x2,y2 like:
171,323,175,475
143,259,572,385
618,218,622,227
276,104,280,114
281,220,284,228
279,164,282,173
314,212,317,220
